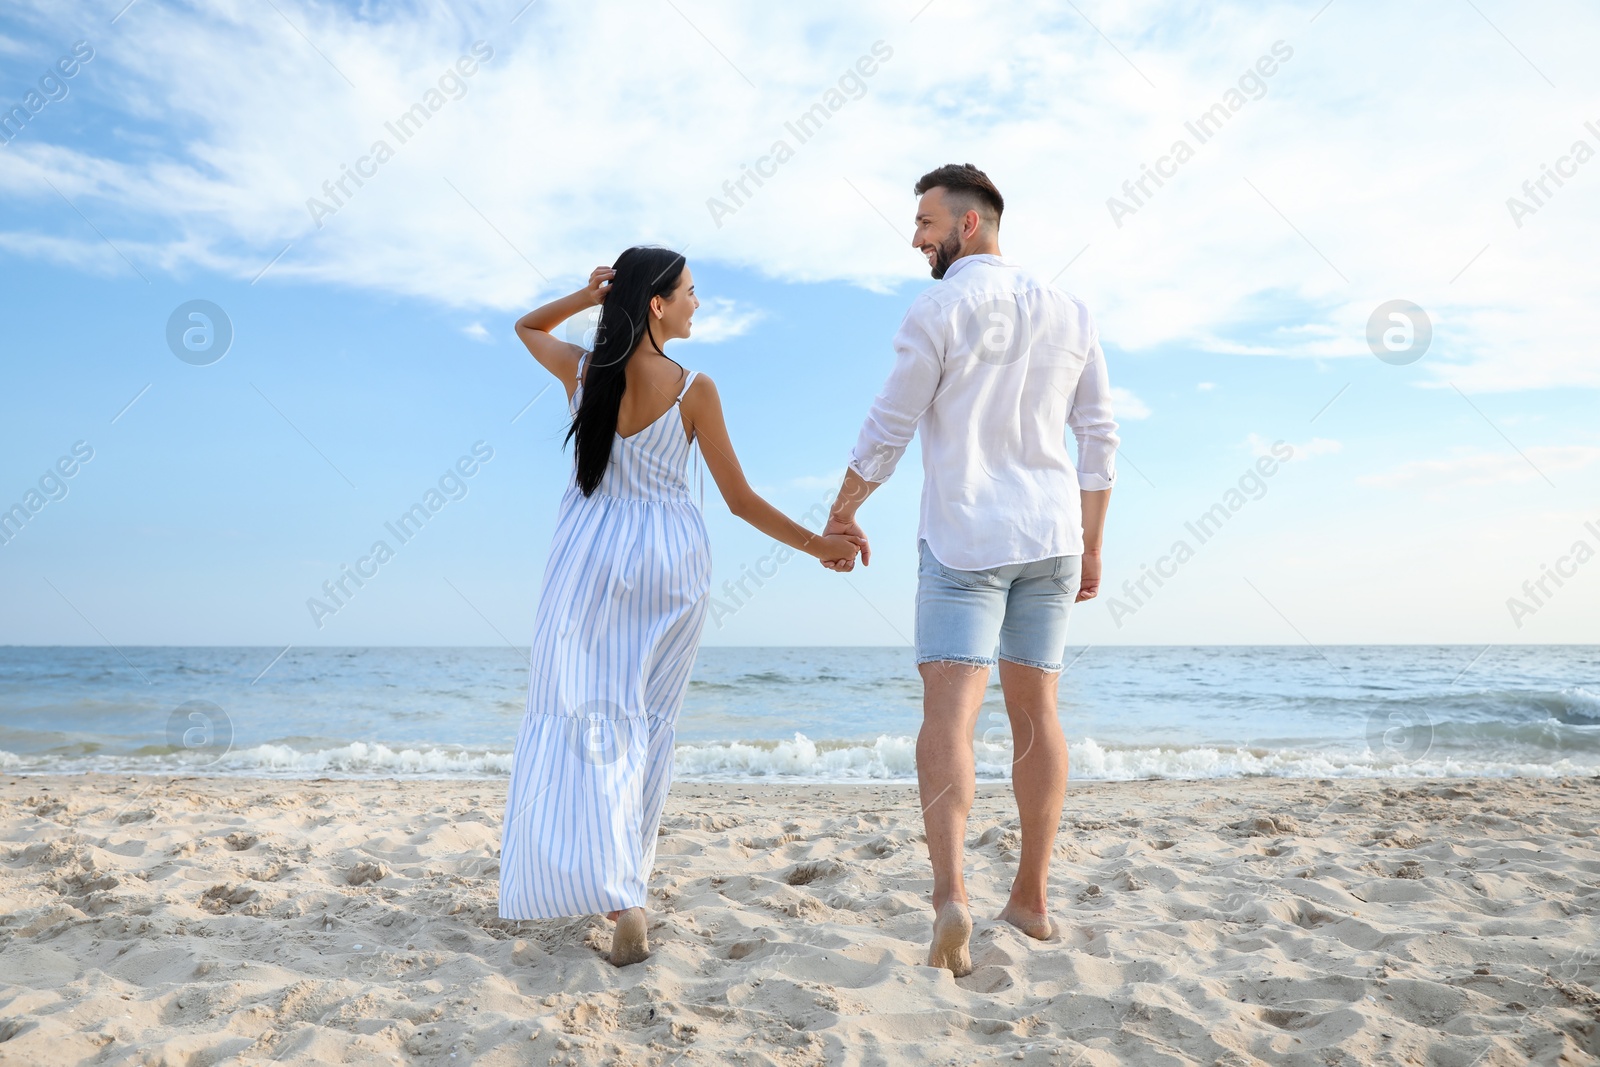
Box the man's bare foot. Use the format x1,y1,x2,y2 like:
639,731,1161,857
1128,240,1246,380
605,910,620,921
927,901,973,977
610,907,649,966
998,902,1056,941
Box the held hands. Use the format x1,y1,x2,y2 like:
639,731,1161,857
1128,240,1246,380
816,533,864,572
819,517,871,573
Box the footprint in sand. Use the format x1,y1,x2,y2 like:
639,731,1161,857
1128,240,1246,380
346,861,390,886
783,861,837,887
728,938,767,960
200,883,256,913
1230,815,1301,837
965,965,1015,993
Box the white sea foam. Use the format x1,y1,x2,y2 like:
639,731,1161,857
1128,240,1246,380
224,742,517,776
670,734,1600,782
0,742,516,779
4,733,1596,781
672,733,926,779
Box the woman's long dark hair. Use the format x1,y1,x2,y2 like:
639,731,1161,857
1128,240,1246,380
566,246,687,496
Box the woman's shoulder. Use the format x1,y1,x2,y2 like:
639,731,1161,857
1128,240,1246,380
679,368,715,399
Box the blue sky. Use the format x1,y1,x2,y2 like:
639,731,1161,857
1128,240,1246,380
2,0,1597,647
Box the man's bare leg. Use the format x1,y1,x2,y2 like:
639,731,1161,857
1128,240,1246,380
917,660,989,976
995,658,1067,940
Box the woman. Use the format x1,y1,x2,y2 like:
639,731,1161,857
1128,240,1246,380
499,246,860,966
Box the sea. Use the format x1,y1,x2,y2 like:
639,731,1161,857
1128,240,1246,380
1,645,1596,782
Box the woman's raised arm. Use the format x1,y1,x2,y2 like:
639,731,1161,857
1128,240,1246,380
514,267,615,400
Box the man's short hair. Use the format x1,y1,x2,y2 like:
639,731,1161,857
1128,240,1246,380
914,163,1004,226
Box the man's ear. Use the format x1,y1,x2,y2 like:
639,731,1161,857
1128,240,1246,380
963,209,981,241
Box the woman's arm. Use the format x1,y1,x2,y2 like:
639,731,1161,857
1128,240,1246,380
514,266,615,400
680,376,861,564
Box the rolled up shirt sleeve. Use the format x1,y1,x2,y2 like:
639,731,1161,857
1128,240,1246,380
1068,325,1119,491
848,299,942,484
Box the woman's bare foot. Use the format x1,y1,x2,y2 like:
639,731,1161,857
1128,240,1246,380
610,907,649,967
927,901,973,977
997,902,1056,941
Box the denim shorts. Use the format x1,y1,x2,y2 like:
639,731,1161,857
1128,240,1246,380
915,539,1082,672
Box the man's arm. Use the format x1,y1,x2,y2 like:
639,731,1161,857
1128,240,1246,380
1077,488,1110,601
1067,319,1119,601
824,303,942,569
824,469,880,569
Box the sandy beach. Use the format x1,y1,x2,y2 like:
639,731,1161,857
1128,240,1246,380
1,773,1597,1066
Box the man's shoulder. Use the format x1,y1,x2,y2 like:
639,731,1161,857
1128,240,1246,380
937,257,1085,297
900,260,1098,353
925,259,1095,322
1001,261,1091,310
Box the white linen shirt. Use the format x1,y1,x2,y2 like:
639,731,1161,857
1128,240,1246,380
848,253,1119,571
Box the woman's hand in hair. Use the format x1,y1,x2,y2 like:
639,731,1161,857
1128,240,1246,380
584,266,616,305
515,270,613,400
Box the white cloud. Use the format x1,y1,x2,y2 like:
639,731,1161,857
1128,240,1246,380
1296,438,1343,459
1,0,1598,391
788,470,846,491
681,297,762,345
1247,433,1341,459
1359,446,1600,489
461,322,491,343
1110,385,1151,420
749,471,842,499
1196,382,1216,391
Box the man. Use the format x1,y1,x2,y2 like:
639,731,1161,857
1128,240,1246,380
826,163,1117,976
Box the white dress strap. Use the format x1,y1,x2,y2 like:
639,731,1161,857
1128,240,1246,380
570,352,588,411
673,369,703,506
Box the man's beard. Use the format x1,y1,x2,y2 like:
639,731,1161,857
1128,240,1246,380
928,230,962,279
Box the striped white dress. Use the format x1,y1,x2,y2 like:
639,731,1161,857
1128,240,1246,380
499,368,711,920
